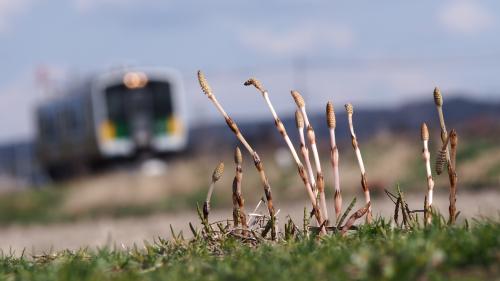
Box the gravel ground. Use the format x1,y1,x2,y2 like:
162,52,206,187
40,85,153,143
0,189,498,255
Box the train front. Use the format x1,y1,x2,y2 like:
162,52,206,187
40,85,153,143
93,68,187,158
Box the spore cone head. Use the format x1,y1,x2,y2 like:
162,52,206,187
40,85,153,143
212,162,224,182
326,101,336,128
244,78,265,94
434,87,442,106
345,103,354,115
421,123,429,141
197,70,212,96
291,90,305,107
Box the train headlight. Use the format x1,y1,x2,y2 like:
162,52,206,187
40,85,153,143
100,120,116,142
167,116,183,135
123,72,148,89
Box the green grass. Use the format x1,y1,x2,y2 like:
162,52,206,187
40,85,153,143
0,189,65,224
487,161,500,179
0,188,210,226
0,217,498,281
80,188,211,219
456,139,497,162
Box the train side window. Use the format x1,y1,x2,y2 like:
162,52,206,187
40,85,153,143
62,106,84,138
74,105,86,136
40,113,57,141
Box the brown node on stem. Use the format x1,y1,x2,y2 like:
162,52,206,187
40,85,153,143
243,78,265,94
434,87,442,106
275,118,286,137
449,129,458,168
212,162,224,182
197,70,212,96
440,130,447,144
291,90,305,107
421,123,429,141
295,110,304,128
306,125,316,144
297,164,307,184
449,129,458,147
225,117,240,134
326,101,336,129
345,103,353,115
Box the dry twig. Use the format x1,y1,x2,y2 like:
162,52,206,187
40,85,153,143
340,202,371,236
448,129,458,224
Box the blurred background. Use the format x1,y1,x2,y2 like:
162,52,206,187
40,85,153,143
0,0,499,252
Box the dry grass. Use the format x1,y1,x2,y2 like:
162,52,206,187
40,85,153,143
459,147,500,181
61,158,216,215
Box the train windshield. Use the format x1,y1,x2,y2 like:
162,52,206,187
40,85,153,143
104,81,173,139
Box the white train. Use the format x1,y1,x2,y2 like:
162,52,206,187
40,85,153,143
35,67,188,177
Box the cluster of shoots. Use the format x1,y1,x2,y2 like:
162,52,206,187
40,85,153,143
197,70,460,241
433,87,459,224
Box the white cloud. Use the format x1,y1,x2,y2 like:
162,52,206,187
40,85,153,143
0,0,33,33
239,21,354,57
439,1,494,34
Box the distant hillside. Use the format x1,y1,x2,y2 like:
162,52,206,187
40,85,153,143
189,96,500,152
0,96,498,185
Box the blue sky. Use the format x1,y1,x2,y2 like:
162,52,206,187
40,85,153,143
0,0,500,142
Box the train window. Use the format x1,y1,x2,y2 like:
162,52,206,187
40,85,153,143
105,85,127,123
105,81,172,119
151,81,173,119
105,84,131,138
104,81,173,137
